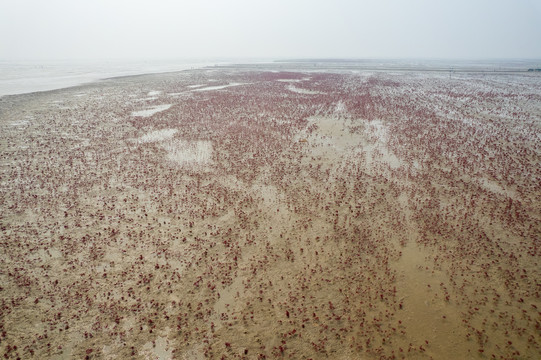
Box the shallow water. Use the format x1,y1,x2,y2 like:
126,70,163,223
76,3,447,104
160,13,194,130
0,59,217,97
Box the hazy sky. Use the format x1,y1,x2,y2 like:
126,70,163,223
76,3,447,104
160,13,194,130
1,0,541,60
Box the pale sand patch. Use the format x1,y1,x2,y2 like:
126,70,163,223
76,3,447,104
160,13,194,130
28,247,62,262
276,79,301,83
162,139,213,166
133,97,158,102
134,128,211,166
181,344,206,360
478,177,516,198
147,90,161,96
131,104,172,117
286,84,325,95
334,100,347,114
276,77,312,83
137,128,178,143
365,119,402,169
299,115,363,149
142,336,173,360
10,120,29,127
192,83,245,92
167,92,193,98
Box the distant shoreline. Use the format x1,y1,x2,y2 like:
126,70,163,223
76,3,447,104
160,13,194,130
0,59,220,97
247,58,541,73
219,63,537,74
1,58,539,98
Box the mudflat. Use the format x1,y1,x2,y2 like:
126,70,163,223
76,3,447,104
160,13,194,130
1,67,540,359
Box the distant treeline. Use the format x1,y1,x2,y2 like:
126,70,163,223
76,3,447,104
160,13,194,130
527,68,541,72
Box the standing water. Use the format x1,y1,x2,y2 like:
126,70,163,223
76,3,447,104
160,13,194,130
0,59,220,97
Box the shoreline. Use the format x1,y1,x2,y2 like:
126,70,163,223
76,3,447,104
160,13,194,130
0,59,221,98
2,58,539,98
0,68,198,100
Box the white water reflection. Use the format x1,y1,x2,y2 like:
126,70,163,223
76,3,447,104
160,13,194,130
0,59,218,97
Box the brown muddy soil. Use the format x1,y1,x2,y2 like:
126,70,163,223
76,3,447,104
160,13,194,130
1,68,540,359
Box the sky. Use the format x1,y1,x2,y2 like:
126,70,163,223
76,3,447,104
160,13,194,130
1,0,541,61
